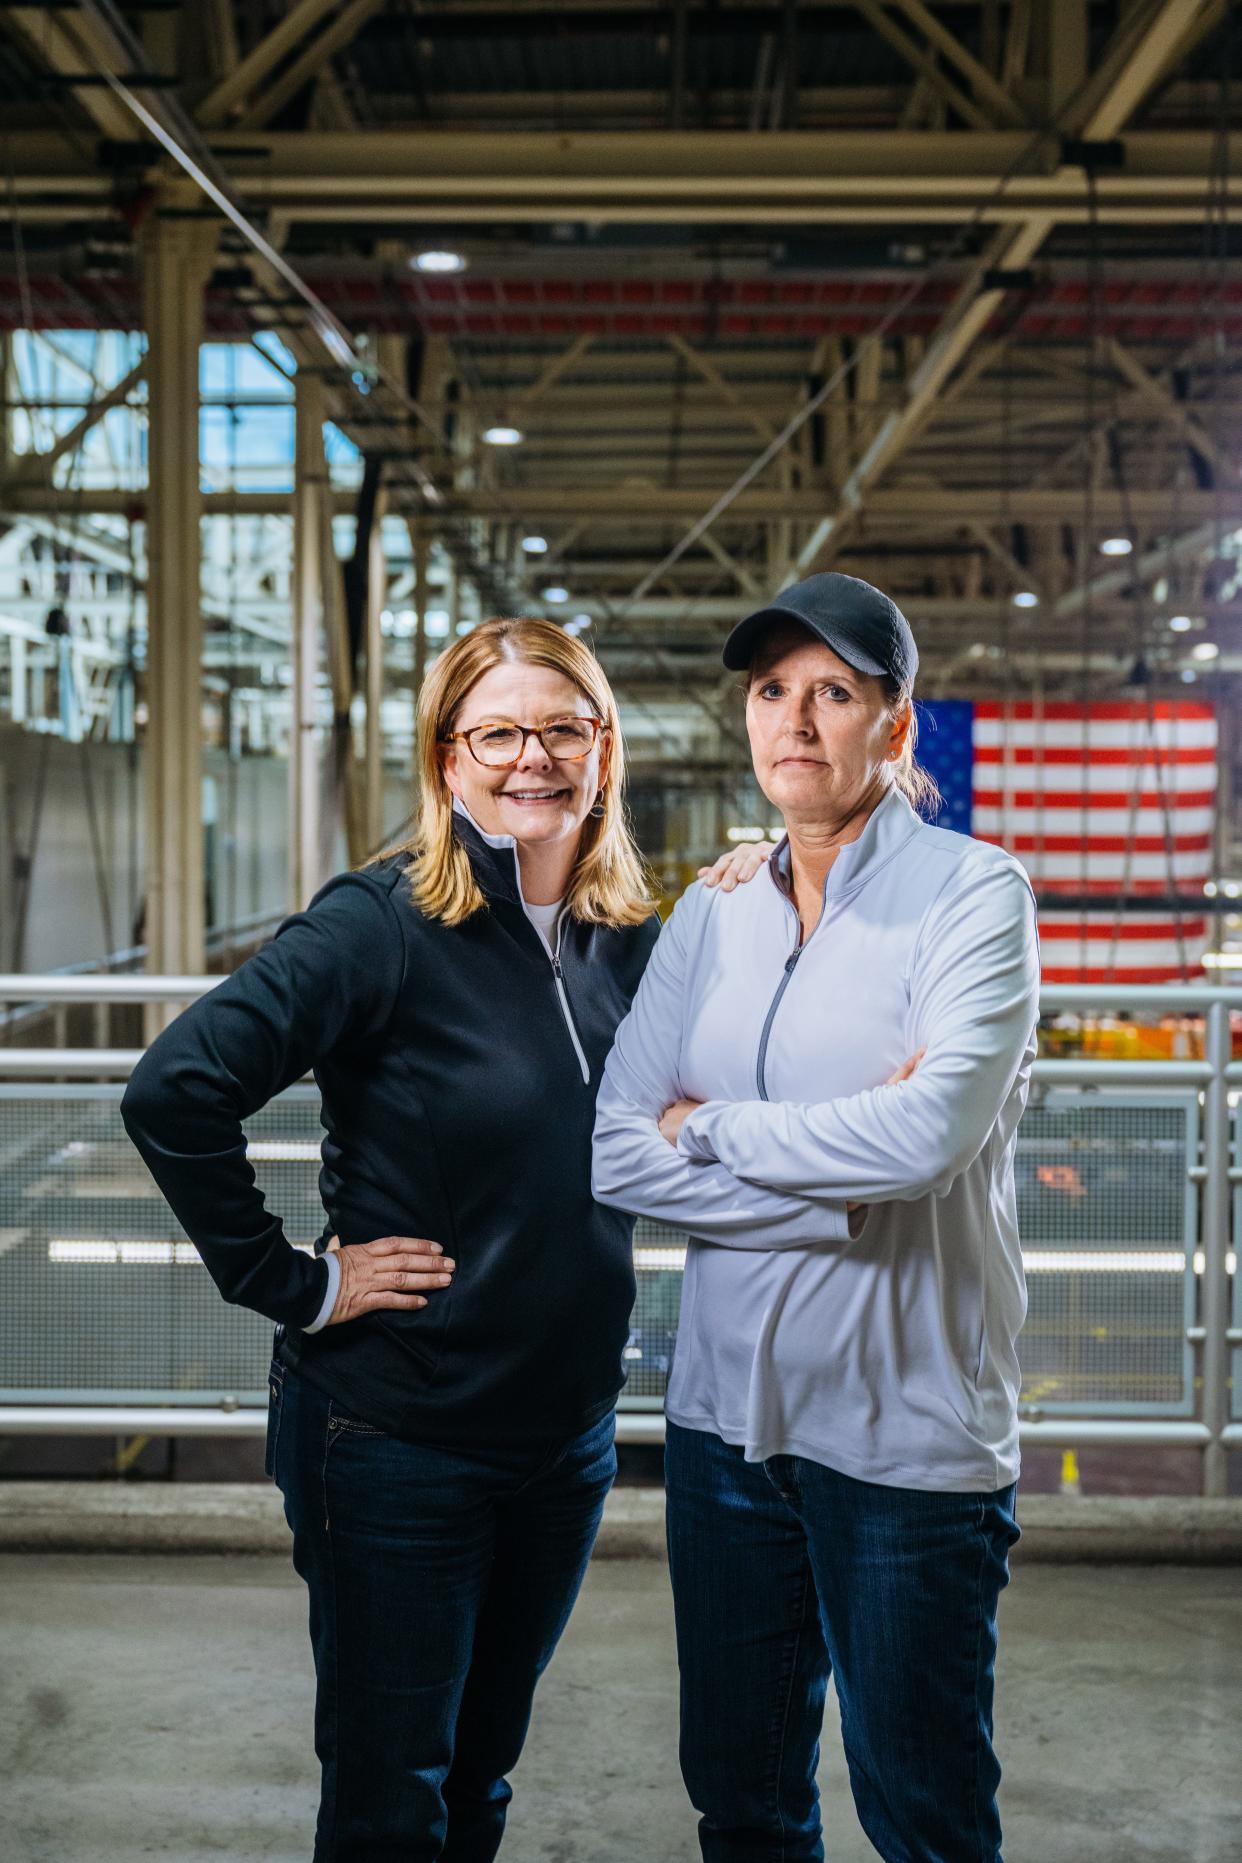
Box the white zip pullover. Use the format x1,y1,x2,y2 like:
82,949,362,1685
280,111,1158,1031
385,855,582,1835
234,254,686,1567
592,786,1041,1492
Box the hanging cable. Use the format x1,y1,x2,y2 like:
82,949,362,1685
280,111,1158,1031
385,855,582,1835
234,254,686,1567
1078,162,1101,986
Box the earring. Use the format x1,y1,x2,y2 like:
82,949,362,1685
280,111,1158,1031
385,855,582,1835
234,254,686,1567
588,790,606,819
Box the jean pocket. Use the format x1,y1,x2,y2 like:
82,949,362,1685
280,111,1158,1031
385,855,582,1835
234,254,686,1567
326,1398,386,1439
263,1360,284,1481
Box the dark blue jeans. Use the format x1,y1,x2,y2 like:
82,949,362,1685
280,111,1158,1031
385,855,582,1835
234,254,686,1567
267,1359,616,1862
665,1421,1020,1863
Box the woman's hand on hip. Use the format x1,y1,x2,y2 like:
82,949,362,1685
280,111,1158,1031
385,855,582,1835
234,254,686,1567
323,1233,454,1325
697,841,777,892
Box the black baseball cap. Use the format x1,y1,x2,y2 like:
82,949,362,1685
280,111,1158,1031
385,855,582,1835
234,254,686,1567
722,570,919,689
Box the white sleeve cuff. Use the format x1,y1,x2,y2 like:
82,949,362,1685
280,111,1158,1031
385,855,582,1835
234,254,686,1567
303,1250,340,1334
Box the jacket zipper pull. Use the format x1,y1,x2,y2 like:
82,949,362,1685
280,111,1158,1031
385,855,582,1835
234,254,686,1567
785,950,801,974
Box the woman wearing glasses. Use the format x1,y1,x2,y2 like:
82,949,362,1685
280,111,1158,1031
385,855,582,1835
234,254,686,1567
122,616,765,1863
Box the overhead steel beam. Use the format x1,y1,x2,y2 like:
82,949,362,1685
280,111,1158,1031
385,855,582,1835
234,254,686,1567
1075,0,1221,142
510,334,598,413
1051,522,1226,625
235,0,389,133
518,594,1221,627
848,0,998,133
787,0,1226,579
884,0,1029,128
4,484,1241,526
196,0,351,128
668,336,780,445
3,6,139,140
1106,338,1224,477
9,130,1241,224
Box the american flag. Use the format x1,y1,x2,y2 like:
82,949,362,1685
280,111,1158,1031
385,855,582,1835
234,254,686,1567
917,699,1217,983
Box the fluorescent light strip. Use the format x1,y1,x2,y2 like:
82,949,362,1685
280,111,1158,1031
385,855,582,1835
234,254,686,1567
635,1246,1235,1275
634,1247,689,1271
246,1141,321,1162
1026,1250,1185,1273
49,1243,1236,1276
48,1240,317,1265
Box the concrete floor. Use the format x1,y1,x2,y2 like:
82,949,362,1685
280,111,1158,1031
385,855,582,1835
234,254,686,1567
1,1555,1238,1863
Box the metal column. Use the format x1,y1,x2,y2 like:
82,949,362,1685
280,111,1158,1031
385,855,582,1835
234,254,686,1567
139,210,215,1005
413,521,430,702
291,371,327,910
364,489,386,851
1202,1000,1230,1497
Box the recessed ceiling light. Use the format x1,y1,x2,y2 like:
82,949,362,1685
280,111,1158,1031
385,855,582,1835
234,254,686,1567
1192,641,1220,661
541,586,570,604
521,534,549,554
1012,591,1039,609
482,425,523,446
1169,614,1193,632
1099,536,1133,557
412,250,467,274
1181,668,1198,682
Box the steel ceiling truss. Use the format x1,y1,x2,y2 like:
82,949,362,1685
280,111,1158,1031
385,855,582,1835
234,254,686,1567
1,0,1238,707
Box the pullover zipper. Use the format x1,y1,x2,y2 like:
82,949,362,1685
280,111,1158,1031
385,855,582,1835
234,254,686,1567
550,922,591,1085
756,883,838,1098
755,948,802,1100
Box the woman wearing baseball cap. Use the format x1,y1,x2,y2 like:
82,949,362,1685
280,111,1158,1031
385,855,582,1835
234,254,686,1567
593,571,1040,1863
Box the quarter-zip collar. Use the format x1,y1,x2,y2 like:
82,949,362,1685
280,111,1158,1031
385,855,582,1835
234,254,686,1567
451,801,589,1083
766,782,924,909
450,797,531,907
756,786,924,1099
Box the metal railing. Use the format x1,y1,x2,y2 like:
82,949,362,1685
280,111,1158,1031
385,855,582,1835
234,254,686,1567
0,976,1238,1490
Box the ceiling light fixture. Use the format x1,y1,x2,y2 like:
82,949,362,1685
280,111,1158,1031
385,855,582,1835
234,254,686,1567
482,424,523,446
1099,536,1133,557
521,534,549,554
1012,591,1039,609
541,586,570,604
412,249,467,274
1169,615,1193,632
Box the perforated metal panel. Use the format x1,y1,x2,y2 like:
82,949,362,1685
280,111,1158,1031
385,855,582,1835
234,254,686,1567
1013,1092,1199,1415
0,1084,1209,1421
625,1218,688,1403
0,1084,325,1404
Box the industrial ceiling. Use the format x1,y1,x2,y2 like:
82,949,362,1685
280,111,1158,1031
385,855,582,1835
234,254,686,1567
2,0,1240,706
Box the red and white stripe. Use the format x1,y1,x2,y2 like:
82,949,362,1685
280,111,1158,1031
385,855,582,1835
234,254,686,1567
972,701,1217,983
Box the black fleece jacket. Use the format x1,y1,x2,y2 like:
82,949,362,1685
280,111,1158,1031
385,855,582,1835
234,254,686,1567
120,819,659,1447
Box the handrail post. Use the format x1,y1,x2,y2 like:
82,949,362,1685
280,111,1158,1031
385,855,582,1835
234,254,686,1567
1201,1000,1231,1498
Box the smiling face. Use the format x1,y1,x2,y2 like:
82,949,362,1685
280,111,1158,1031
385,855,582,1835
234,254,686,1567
440,658,611,852
745,621,911,829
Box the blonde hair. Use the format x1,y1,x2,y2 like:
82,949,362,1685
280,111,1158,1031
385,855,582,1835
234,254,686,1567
883,680,942,818
374,617,655,929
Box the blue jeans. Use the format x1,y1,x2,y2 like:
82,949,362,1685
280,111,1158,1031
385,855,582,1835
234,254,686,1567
268,1359,616,1862
665,1421,1020,1863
